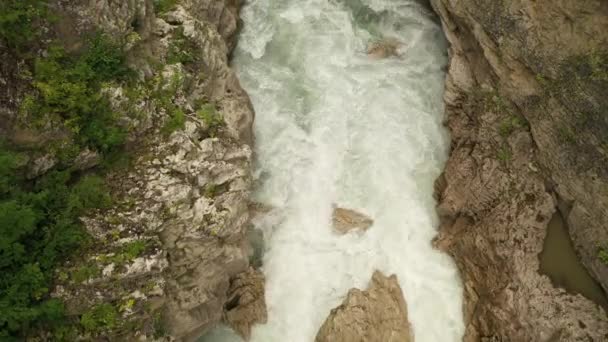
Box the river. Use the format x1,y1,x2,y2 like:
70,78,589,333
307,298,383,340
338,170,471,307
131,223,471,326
204,0,464,340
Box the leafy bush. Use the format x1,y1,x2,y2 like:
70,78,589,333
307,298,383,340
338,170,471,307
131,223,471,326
0,0,47,52
0,152,112,338
80,303,117,333
162,108,186,135
23,34,131,153
197,104,223,134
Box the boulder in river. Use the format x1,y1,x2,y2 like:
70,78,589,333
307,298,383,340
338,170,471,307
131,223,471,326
332,206,374,234
367,38,403,59
315,271,413,342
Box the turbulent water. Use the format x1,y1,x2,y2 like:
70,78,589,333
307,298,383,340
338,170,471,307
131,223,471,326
208,0,464,340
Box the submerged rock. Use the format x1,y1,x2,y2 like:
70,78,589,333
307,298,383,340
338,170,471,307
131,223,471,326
315,271,413,342
223,268,268,340
332,206,374,234
367,38,403,59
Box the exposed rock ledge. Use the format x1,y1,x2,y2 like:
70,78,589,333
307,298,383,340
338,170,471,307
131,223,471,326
430,0,608,340
315,271,413,342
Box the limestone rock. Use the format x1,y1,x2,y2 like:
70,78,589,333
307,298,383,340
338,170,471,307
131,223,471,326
430,0,608,339
42,0,258,340
26,154,57,179
316,271,413,342
332,206,374,234
223,268,268,340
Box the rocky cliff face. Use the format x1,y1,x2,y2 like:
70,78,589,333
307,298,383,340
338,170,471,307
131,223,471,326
430,0,608,340
0,0,263,340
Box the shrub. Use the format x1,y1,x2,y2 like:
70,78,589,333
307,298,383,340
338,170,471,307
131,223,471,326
153,0,179,14
80,303,117,333
0,152,112,337
23,34,131,153
197,104,223,134
162,108,186,135
0,0,47,53
167,28,197,65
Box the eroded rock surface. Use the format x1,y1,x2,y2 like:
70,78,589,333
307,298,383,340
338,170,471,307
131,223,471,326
430,0,608,340
332,206,374,234
223,267,268,340
315,271,413,342
44,0,258,340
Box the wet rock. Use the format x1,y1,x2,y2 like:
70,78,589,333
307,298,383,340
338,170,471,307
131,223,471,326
223,268,268,340
367,38,402,59
332,206,374,234
316,271,413,342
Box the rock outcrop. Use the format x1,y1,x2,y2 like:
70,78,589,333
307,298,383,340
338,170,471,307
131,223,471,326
332,206,374,234
315,271,413,342
223,267,268,340
35,0,260,340
367,38,403,59
430,0,608,340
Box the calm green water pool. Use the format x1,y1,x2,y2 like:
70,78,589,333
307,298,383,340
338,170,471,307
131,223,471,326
539,212,608,308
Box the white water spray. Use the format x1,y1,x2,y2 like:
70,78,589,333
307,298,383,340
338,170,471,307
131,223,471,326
209,0,464,340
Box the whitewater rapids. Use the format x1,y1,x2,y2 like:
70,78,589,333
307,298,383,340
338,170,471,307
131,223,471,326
204,0,464,340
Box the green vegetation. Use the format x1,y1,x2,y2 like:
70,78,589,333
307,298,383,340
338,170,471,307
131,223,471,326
497,146,512,165
204,184,217,198
153,0,179,15
22,34,131,153
0,5,138,337
499,115,526,138
598,245,608,265
99,240,148,266
71,263,100,284
167,28,197,65
0,167,112,338
162,108,186,135
80,303,118,333
197,103,224,135
0,0,47,53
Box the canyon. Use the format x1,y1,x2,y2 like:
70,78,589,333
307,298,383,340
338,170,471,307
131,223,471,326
0,0,607,341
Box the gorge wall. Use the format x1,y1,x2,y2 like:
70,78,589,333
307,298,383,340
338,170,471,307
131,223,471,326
430,0,608,340
1,0,263,340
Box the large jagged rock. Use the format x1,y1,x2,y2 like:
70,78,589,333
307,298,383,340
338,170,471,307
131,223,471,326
223,267,268,340
430,0,608,340
315,271,413,342
332,206,374,234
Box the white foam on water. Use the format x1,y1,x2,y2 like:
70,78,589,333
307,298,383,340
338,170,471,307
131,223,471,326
208,0,465,341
